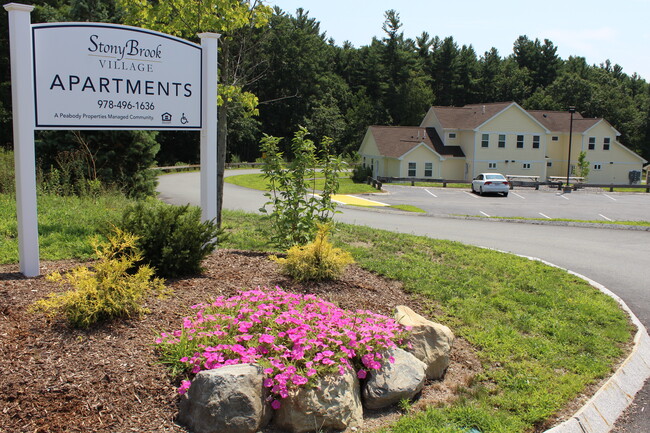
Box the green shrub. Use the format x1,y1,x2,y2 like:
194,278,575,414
120,200,223,278
271,223,354,281
350,164,373,183
36,130,159,198
31,228,167,328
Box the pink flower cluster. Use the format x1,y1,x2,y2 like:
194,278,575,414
156,287,409,408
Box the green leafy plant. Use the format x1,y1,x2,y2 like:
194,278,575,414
31,228,167,328
260,127,345,248
120,200,224,278
576,151,590,181
271,223,354,281
350,164,373,183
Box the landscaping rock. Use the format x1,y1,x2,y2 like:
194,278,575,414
362,346,427,409
274,367,363,433
394,305,454,380
177,363,271,433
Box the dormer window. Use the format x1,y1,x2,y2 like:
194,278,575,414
448,133,457,139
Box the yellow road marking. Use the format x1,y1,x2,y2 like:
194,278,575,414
330,194,390,207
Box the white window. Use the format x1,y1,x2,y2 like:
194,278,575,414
498,134,506,148
448,132,457,139
588,137,596,150
488,162,497,169
408,162,417,177
424,162,433,177
532,135,540,149
594,163,602,170
516,135,524,148
547,161,553,167
522,162,531,169
481,133,489,148
552,136,559,141
603,137,610,150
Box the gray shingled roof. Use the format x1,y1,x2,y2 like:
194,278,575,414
368,126,465,159
527,110,600,133
431,102,602,133
430,102,513,130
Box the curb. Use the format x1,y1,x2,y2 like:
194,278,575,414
515,258,650,433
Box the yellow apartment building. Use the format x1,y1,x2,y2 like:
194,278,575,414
359,102,647,184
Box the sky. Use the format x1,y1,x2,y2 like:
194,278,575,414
270,0,650,81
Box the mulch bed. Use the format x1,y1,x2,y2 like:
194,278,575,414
0,250,483,433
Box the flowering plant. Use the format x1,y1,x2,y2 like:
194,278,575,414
156,287,409,409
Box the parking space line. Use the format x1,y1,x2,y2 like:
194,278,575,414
558,194,570,200
599,214,613,221
480,211,490,217
604,194,617,201
539,213,551,219
512,192,525,199
464,191,478,199
424,189,437,198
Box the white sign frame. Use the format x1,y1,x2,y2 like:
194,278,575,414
32,23,203,130
4,3,220,277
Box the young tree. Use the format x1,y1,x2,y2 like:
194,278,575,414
260,127,343,248
119,0,273,225
576,151,590,180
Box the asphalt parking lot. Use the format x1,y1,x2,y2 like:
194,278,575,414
374,184,650,222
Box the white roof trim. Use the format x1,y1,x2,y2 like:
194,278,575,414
398,142,443,161
582,119,622,136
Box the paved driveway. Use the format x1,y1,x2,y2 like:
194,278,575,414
375,184,650,222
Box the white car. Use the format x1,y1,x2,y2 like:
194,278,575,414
472,173,510,196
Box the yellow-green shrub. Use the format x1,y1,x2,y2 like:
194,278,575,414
271,224,354,281
31,228,167,328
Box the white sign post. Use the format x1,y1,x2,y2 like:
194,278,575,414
199,33,220,223
5,3,39,277
4,3,219,276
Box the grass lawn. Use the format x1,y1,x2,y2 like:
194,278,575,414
0,192,134,264
220,211,632,432
471,214,650,227
226,172,381,194
388,204,426,213
0,194,633,432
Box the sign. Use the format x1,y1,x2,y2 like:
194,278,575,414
5,2,219,277
32,23,202,129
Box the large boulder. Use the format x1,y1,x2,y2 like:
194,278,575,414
362,346,427,409
394,305,454,380
273,368,363,433
177,363,272,433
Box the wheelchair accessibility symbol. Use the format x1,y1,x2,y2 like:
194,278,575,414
180,113,189,125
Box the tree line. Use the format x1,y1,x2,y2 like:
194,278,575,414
2,2,649,195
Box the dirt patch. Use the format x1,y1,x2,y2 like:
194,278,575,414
0,250,481,433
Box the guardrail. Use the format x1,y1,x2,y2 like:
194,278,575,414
377,177,470,187
574,183,650,192
152,162,264,172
